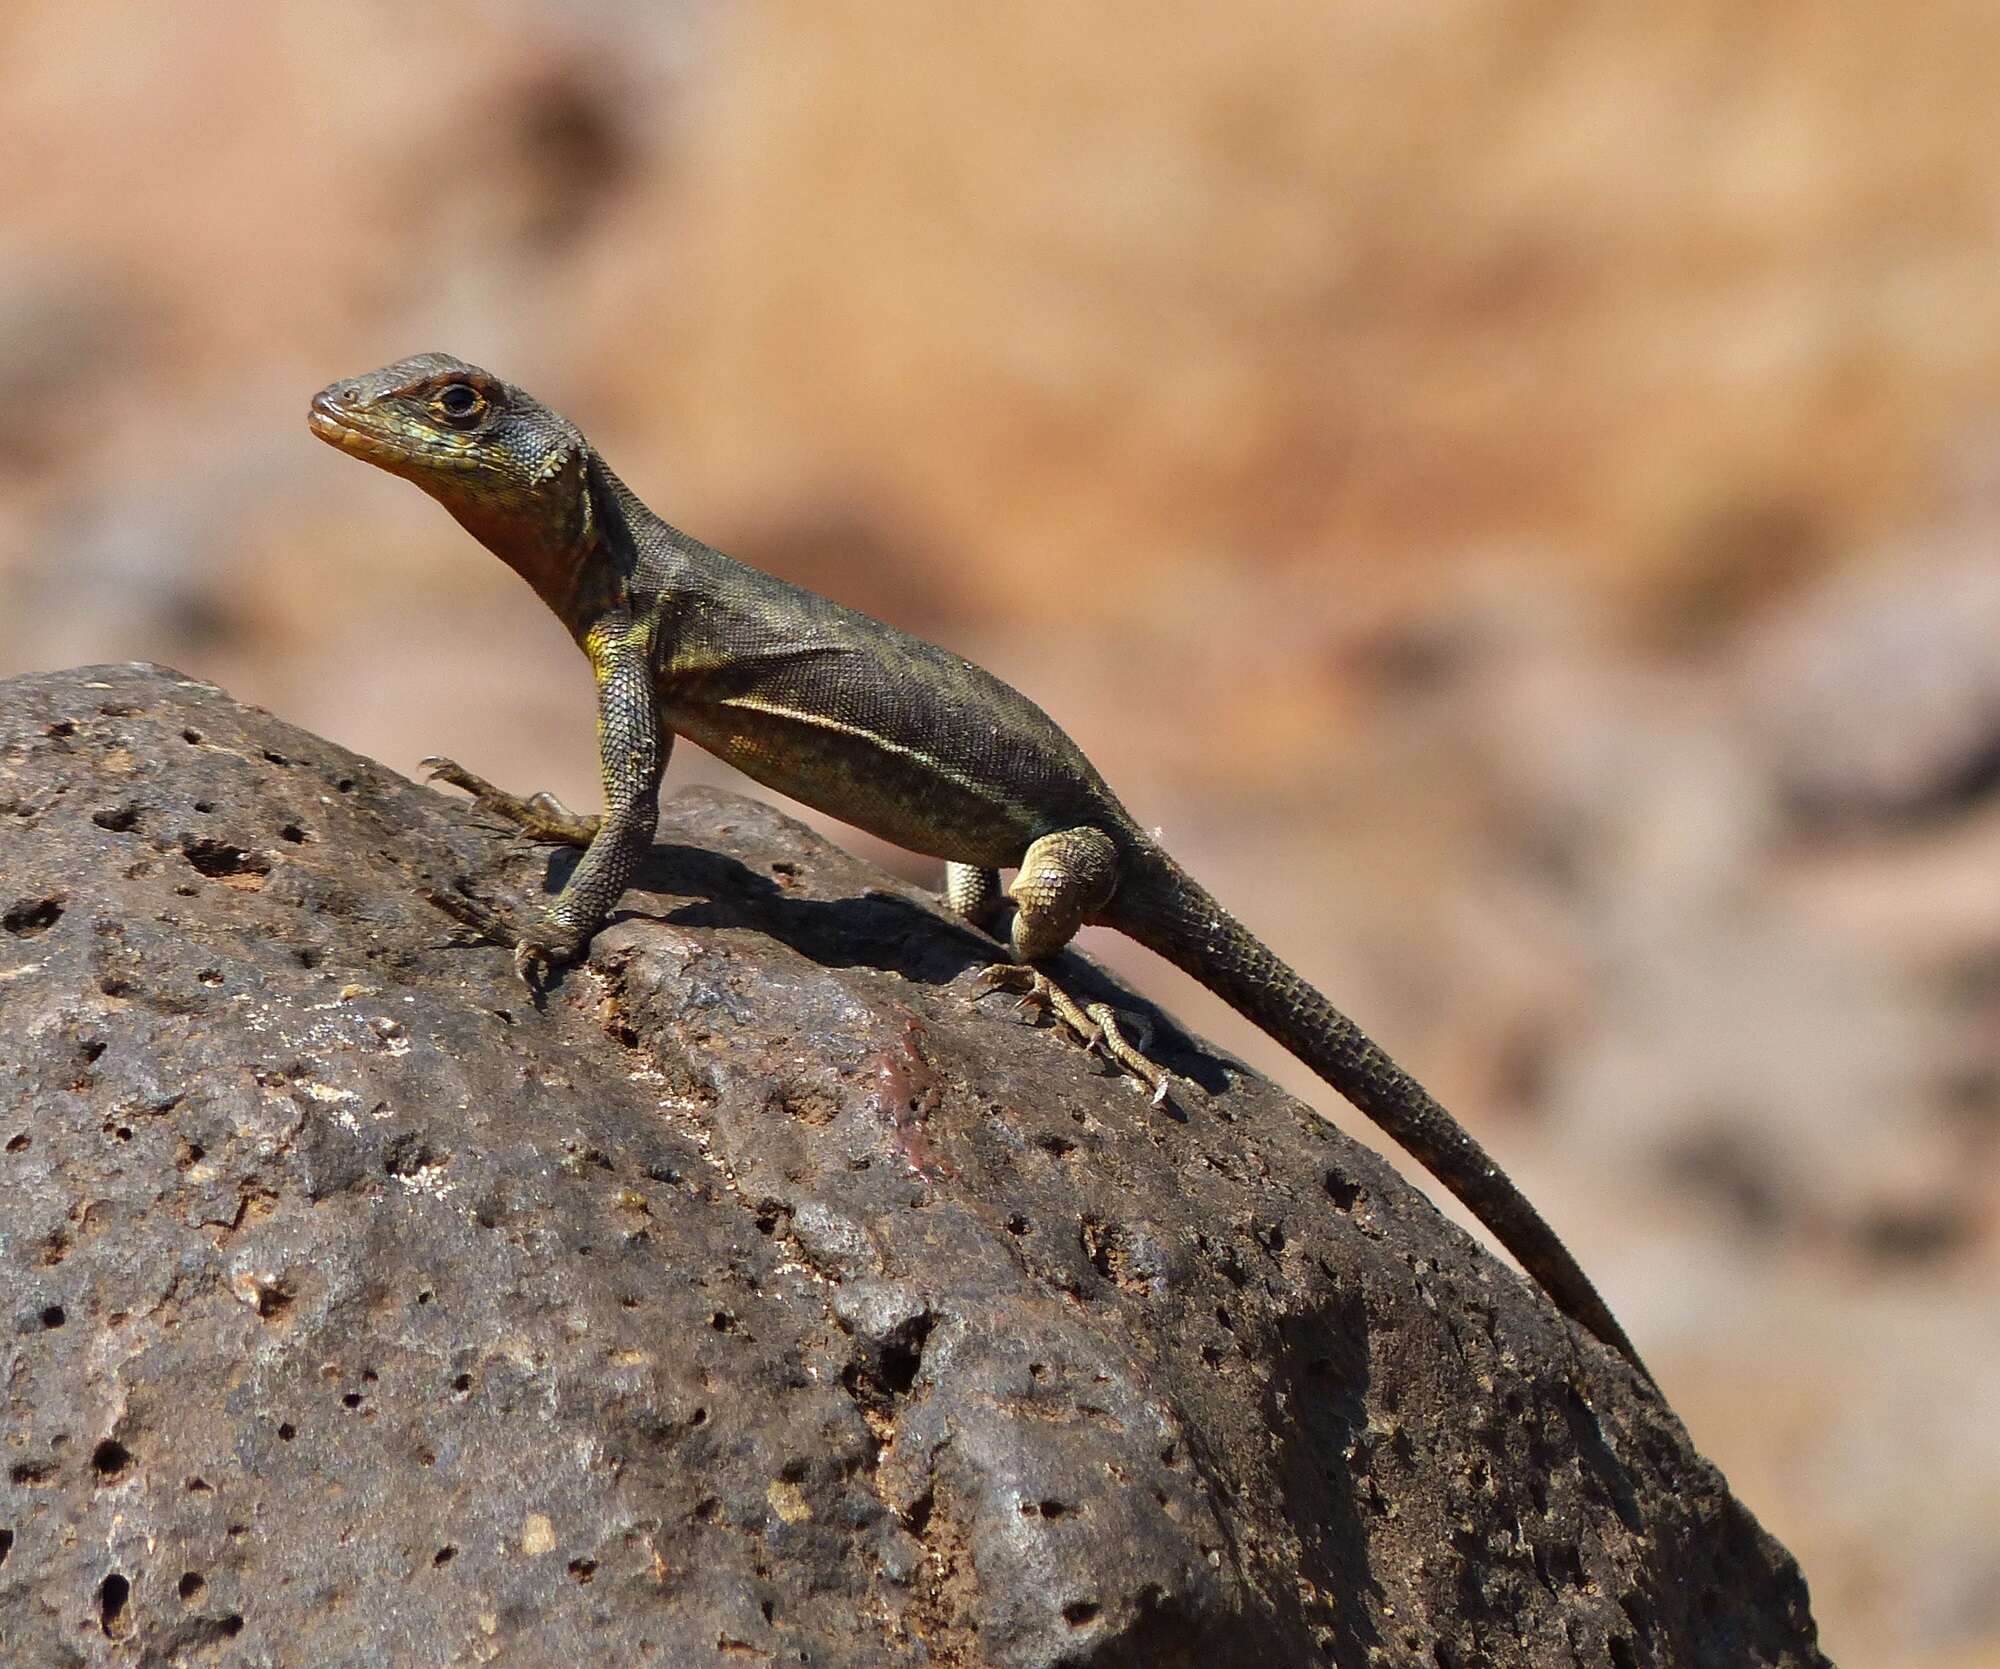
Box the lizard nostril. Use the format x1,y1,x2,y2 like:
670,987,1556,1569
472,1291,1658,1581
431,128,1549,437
337,386,360,405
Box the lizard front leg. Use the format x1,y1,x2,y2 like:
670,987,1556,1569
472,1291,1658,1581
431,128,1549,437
522,616,668,979
975,827,1174,1105
436,615,667,983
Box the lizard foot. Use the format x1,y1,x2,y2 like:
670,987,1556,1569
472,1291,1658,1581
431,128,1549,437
975,963,1175,1107
425,883,520,948
423,886,586,990
420,757,600,846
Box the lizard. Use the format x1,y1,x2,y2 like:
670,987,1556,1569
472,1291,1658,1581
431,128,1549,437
309,352,1651,1382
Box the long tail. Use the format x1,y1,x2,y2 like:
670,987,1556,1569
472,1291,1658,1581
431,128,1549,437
1109,845,1651,1383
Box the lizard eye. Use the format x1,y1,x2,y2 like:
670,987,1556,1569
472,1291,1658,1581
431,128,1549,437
433,383,486,424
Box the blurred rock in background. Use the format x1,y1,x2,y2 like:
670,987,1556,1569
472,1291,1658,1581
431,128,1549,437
3,3,1997,1662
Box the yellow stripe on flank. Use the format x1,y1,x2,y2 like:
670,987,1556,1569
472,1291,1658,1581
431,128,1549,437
716,693,1023,818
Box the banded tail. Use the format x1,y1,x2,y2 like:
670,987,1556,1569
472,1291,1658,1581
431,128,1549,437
1109,846,1651,1383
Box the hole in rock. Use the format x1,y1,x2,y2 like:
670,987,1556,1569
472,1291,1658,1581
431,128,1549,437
3,897,62,937
99,1572,130,1637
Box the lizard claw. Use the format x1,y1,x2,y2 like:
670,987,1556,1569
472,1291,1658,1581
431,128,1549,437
511,918,588,989
512,939,555,988
418,755,505,802
977,963,1058,1021
425,884,518,947
425,887,586,988
969,962,1179,1108
974,962,1035,1002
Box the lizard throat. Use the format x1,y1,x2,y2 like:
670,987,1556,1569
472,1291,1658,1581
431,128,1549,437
447,499,598,629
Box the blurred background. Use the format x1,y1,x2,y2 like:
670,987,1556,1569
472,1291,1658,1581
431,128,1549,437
4,3,1997,1660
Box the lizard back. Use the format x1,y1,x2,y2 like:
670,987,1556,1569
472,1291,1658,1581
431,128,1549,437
639,531,1132,868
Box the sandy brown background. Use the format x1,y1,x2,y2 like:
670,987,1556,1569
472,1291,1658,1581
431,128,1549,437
4,5,1998,1662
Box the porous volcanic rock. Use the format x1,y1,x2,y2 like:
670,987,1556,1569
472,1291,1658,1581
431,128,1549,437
0,665,1825,1667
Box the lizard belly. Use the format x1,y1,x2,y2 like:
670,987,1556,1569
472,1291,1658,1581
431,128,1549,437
665,696,1039,868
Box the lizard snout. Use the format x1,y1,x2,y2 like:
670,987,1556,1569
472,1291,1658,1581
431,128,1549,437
307,384,369,444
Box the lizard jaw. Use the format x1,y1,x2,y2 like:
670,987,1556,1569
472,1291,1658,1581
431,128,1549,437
308,391,482,475
307,392,407,466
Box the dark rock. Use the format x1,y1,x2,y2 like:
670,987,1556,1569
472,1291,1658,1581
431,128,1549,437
0,664,1827,1667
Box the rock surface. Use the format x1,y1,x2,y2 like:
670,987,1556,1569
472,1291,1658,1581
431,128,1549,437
0,665,1826,1668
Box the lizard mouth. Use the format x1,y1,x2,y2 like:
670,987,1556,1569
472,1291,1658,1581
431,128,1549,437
308,390,417,465
306,392,346,438
309,390,484,476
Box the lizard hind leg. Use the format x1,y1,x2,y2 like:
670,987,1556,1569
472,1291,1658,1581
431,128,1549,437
420,757,601,845
1005,827,1118,962
942,862,1006,930
976,827,1175,1106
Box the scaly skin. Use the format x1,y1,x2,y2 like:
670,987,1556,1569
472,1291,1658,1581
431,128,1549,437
309,353,1652,1382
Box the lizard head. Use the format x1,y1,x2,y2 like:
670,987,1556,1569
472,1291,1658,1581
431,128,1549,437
309,353,599,608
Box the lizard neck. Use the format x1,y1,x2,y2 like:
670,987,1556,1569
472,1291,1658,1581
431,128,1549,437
462,511,599,632
445,450,626,642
